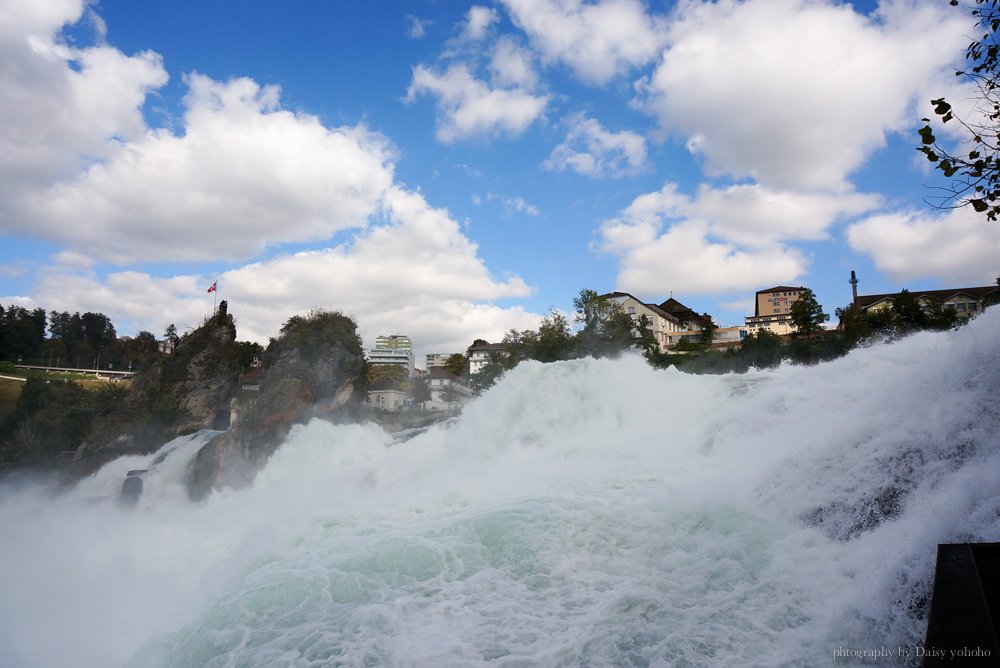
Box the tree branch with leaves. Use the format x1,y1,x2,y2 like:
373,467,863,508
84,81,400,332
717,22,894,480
918,0,1000,220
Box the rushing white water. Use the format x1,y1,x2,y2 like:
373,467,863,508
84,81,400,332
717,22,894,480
1,310,998,667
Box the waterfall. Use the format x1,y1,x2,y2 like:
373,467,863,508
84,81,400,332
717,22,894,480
1,309,997,667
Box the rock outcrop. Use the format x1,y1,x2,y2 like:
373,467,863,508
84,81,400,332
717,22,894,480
75,307,243,474
186,310,367,500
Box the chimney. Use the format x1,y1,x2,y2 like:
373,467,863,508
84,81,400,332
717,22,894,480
850,270,859,306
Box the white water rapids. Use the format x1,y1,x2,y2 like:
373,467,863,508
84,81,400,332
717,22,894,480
0,310,998,667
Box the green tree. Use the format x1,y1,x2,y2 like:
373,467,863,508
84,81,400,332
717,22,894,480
700,319,717,345
739,329,784,369
500,328,537,364
917,0,1000,219
39,338,68,368
0,306,47,363
368,364,408,388
81,312,116,353
466,338,489,356
531,310,574,362
635,314,658,356
469,348,519,395
443,352,467,378
164,323,179,347
410,375,431,407
925,303,962,330
789,290,829,338
235,340,264,372
835,304,872,347
71,340,94,369
891,289,928,332
572,290,634,358
122,331,162,371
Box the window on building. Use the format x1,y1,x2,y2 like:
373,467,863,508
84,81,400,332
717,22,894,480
970,303,979,312
956,303,967,312
627,306,636,314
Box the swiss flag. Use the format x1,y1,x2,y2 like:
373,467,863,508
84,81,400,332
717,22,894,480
207,281,217,293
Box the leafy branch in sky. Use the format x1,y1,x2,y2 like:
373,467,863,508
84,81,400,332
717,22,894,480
918,0,1000,220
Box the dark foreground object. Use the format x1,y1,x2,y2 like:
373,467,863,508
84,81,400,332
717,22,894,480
118,469,147,507
923,543,1000,666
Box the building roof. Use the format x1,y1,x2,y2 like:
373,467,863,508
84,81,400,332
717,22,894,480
603,291,681,325
656,297,712,328
468,342,506,353
425,367,469,383
756,286,806,295
855,286,998,309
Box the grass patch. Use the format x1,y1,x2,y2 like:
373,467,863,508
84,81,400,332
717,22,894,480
0,378,25,423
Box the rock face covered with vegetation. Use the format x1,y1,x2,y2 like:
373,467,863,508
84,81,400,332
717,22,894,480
0,304,367,494
187,310,367,500
104,308,243,450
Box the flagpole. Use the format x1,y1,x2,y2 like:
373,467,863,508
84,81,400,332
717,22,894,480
207,280,218,314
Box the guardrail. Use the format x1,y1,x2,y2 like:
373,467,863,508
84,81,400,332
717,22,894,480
14,364,137,378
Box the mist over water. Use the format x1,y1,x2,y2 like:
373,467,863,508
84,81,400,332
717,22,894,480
1,311,998,667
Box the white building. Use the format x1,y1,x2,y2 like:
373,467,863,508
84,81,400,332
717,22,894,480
604,292,701,353
424,368,473,410
468,342,508,375
425,353,453,369
367,388,411,412
367,334,415,378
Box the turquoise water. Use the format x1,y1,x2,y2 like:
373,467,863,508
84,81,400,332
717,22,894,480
1,309,998,667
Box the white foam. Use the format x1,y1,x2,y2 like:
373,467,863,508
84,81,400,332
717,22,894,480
1,309,998,667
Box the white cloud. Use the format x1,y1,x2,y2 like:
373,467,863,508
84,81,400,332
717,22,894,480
0,3,544,359
24,74,396,263
500,0,666,85
596,181,878,295
490,37,538,89
406,63,548,142
635,0,969,191
847,207,1000,285
486,191,540,216
463,6,499,41
606,219,808,296
407,16,430,39
28,187,541,359
543,112,647,178
1,6,400,265
0,0,167,221
688,184,879,248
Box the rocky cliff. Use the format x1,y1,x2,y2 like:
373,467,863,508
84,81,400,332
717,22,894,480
75,307,243,473
186,310,367,500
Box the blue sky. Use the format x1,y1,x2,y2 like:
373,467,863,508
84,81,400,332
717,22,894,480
1,0,998,362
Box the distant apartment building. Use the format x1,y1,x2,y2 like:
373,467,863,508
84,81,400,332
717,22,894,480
745,286,808,336
425,353,452,369
367,334,415,378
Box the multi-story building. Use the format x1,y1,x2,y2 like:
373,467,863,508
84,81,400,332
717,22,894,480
604,292,715,353
367,334,415,378
468,342,508,375
425,353,451,369
855,285,998,318
745,286,808,336
424,367,473,410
